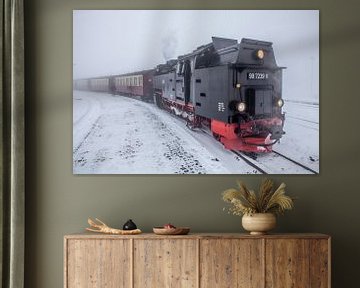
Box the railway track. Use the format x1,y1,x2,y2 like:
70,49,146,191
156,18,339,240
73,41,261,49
272,150,318,174
231,150,268,174
232,149,318,174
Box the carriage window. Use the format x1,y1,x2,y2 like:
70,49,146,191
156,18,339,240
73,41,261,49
139,76,143,86
134,77,138,86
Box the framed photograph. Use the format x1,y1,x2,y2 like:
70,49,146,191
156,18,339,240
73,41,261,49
73,10,319,174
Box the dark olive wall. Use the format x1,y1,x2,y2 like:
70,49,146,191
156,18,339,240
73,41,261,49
25,0,360,287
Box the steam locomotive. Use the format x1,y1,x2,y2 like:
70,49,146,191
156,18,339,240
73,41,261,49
74,37,285,153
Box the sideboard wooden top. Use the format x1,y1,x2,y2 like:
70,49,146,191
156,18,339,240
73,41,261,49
64,232,330,240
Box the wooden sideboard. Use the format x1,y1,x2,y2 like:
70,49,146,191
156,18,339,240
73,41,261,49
64,233,330,288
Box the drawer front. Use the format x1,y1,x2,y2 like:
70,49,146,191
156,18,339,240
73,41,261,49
266,239,309,288
134,239,198,288
265,239,329,288
65,239,131,288
200,239,264,288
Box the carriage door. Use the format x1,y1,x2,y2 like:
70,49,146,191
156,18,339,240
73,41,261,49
184,60,191,104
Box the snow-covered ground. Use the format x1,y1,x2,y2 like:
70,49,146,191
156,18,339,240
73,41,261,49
277,100,319,172
73,91,319,174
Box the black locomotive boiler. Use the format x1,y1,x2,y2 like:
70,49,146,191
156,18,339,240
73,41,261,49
153,37,285,153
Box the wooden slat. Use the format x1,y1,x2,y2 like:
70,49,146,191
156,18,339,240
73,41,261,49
262,239,266,288
200,239,264,288
133,239,197,288
328,238,331,288
130,238,134,288
64,238,68,288
310,239,330,288
265,239,310,288
66,239,131,288
196,239,200,288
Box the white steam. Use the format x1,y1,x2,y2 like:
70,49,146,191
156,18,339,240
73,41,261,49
161,33,178,61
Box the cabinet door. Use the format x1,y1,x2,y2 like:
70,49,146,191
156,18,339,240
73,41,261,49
266,239,310,288
134,239,198,288
200,239,264,288
66,239,131,288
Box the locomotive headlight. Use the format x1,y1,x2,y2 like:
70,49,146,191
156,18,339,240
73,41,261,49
236,102,246,112
256,49,265,59
277,98,284,108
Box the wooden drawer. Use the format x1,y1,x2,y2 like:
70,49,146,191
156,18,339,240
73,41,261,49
134,239,198,288
65,239,131,288
265,238,330,288
200,239,263,288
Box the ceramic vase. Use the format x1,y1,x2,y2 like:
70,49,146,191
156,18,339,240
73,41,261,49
242,213,276,235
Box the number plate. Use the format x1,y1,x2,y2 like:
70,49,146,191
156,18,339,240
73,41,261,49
247,72,268,80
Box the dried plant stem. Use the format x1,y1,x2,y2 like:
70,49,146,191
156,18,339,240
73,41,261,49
222,179,294,216
86,218,142,235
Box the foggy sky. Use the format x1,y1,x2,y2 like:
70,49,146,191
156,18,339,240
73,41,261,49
73,10,319,101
